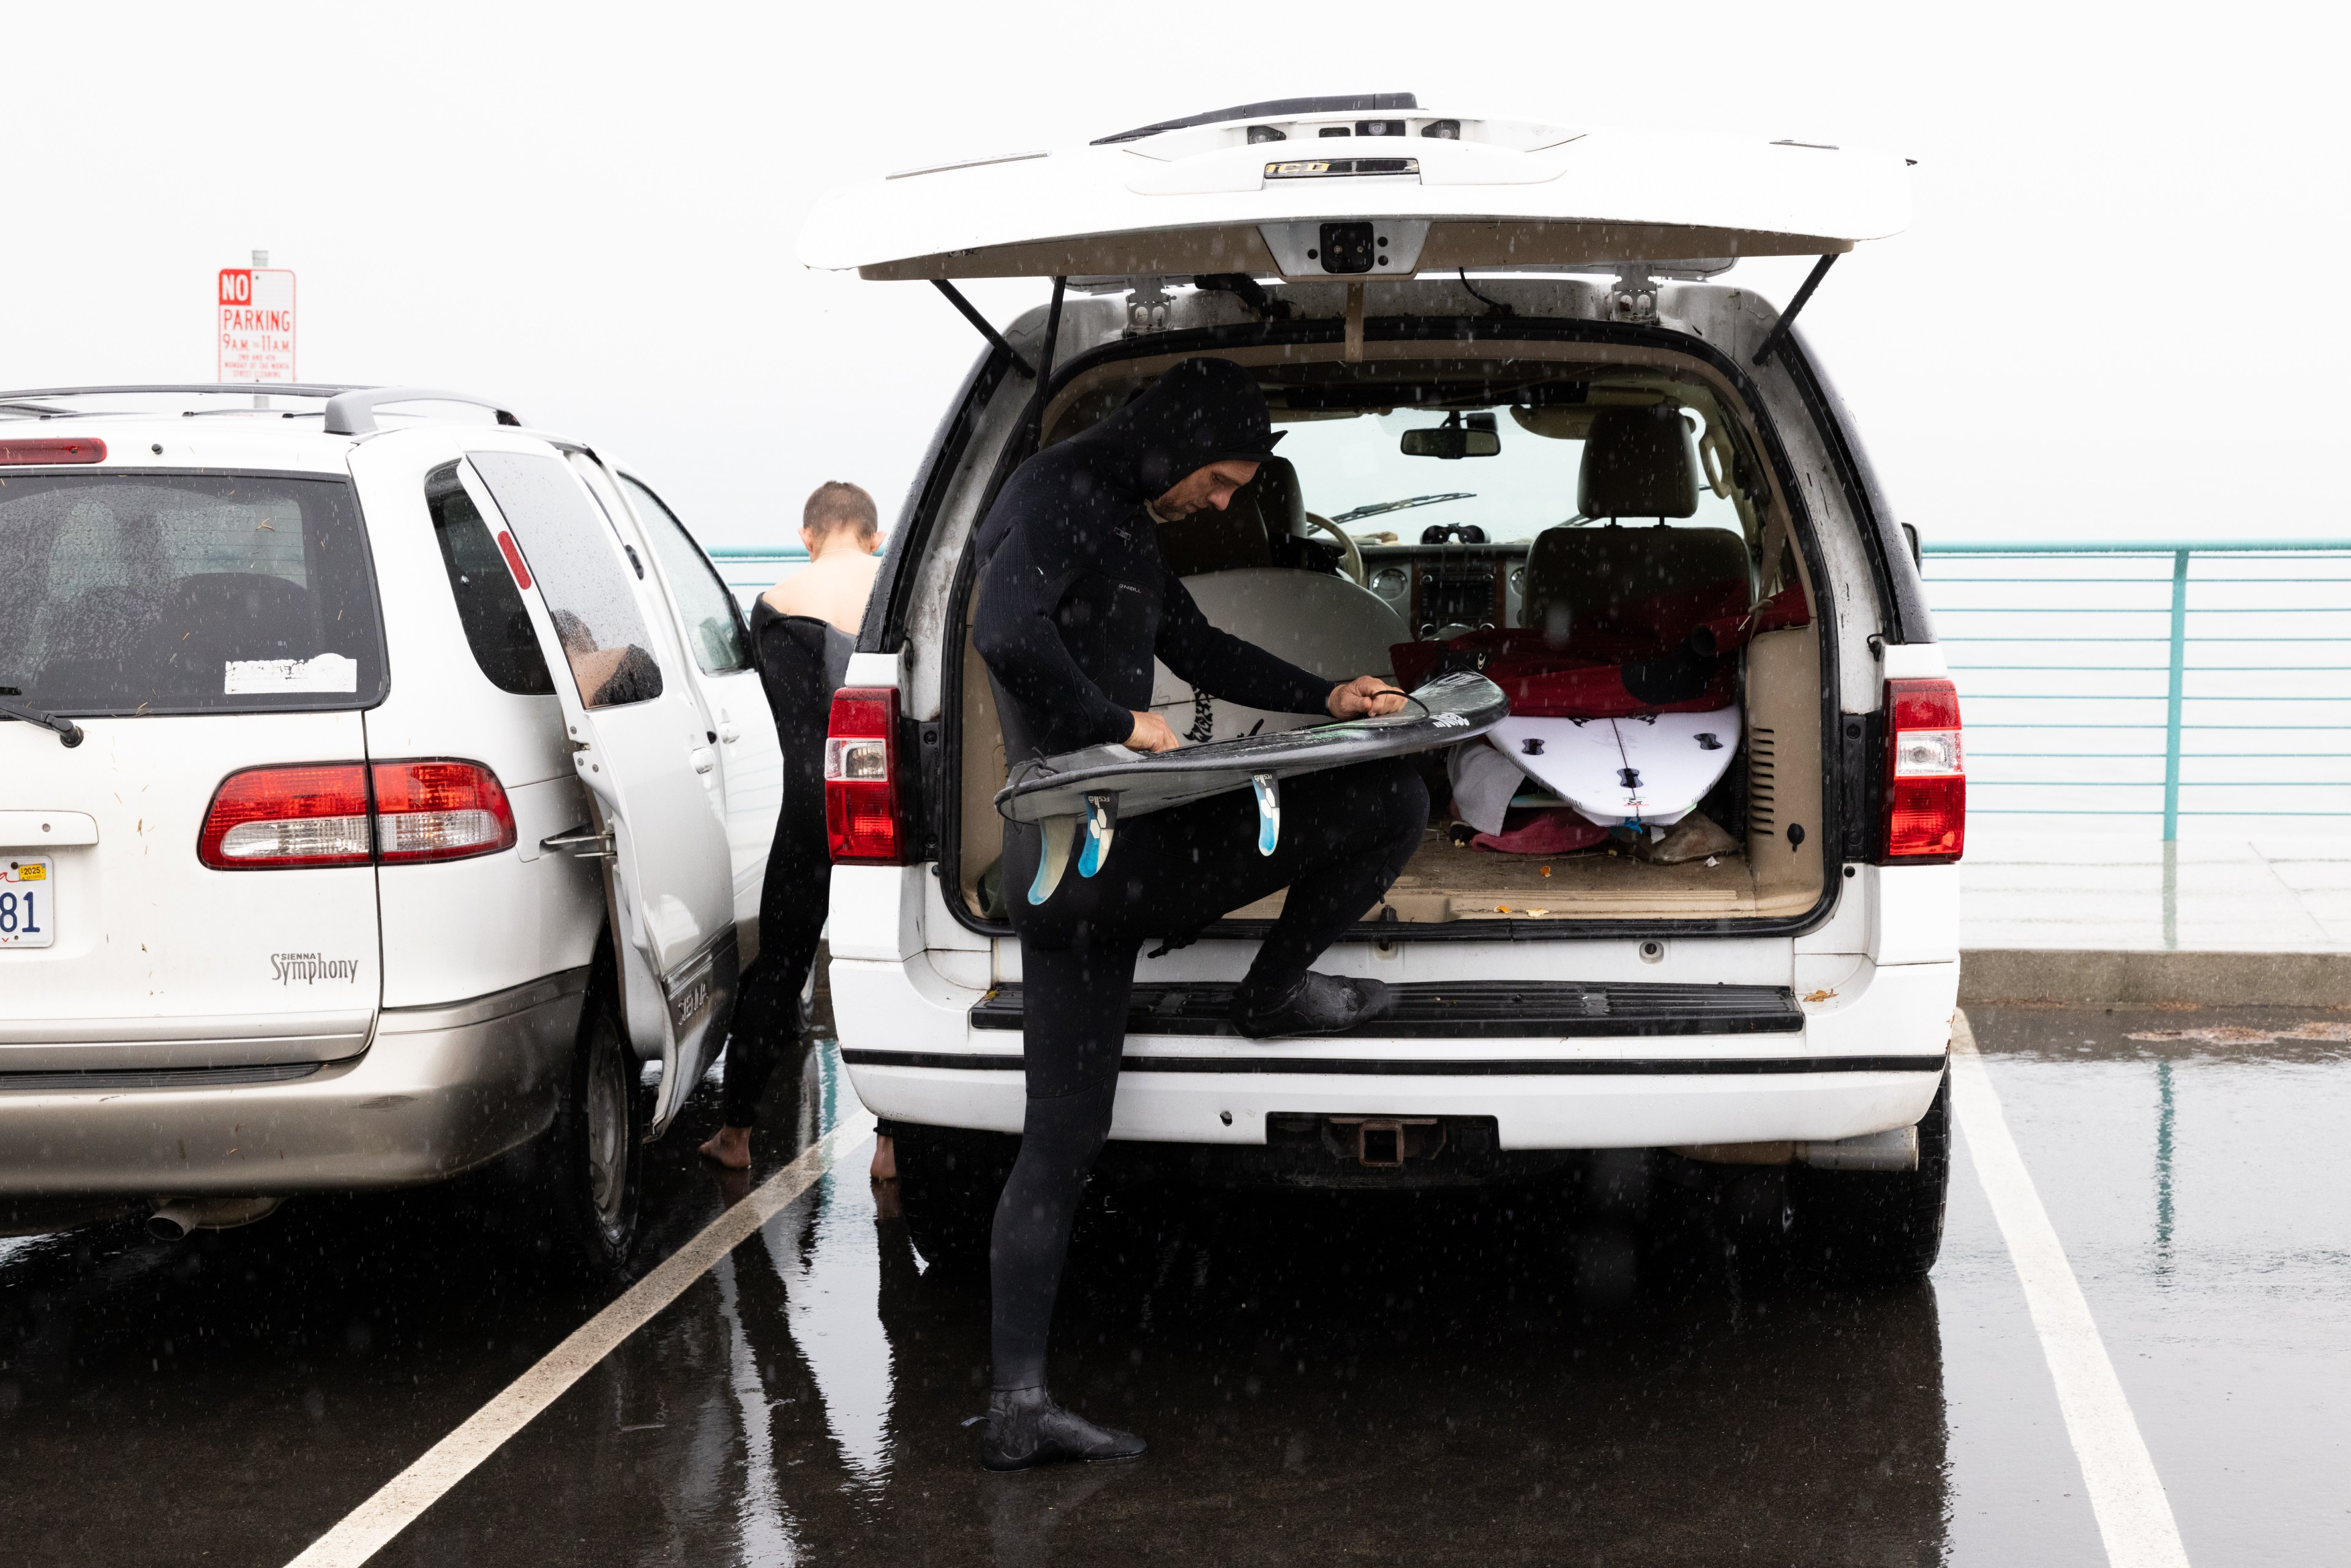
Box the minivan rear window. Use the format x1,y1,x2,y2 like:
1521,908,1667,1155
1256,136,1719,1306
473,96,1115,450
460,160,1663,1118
0,471,386,717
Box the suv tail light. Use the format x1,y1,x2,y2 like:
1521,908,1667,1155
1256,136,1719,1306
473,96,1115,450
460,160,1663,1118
372,760,517,862
198,759,516,869
1882,678,1965,863
826,687,907,863
198,764,373,868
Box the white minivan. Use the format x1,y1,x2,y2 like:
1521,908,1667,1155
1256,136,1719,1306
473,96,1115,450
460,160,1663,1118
801,96,1963,1278
0,385,778,1272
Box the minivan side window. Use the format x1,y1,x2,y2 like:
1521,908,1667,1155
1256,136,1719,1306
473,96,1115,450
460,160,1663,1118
467,451,664,710
424,462,553,696
618,474,751,675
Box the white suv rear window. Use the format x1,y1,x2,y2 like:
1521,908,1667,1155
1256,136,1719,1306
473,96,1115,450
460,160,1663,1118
0,471,385,717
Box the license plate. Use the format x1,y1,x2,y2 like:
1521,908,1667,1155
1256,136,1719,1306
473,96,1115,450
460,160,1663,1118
0,856,54,948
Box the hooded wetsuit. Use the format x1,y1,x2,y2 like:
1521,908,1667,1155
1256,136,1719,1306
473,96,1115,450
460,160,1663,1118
972,357,1428,1392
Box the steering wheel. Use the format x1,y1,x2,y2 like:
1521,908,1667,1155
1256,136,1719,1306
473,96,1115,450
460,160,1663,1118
1303,512,1367,587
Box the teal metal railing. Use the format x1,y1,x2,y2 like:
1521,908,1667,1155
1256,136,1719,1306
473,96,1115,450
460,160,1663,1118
1922,539,2351,839
709,544,809,610
703,536,2351,840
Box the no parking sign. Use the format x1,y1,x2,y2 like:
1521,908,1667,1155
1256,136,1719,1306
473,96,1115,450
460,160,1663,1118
219,267,296,381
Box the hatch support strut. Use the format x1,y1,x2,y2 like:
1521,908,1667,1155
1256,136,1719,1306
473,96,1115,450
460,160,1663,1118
1034,276,1067,390
931,280,1036,378
1011,276,1068,446
1751,253,1839,367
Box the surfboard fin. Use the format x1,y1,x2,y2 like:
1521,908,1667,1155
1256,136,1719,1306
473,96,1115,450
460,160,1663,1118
1029,815,1075,904
1252,773,1281,856
1078,792,1119,877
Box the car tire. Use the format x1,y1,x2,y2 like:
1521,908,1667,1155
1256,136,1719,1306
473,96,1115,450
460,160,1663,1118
1786,1065,1952,1283
893,1122,1014,1275
540,951,647,1282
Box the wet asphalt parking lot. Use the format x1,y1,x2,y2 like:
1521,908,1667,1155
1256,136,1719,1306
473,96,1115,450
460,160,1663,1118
3,997,2347,1567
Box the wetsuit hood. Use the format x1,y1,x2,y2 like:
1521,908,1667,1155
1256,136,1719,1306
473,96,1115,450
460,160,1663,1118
1068,356,1284,500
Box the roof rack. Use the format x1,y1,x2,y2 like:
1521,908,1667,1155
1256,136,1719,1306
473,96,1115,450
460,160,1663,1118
0,382,364,402
320,387,523,435
0,383,525,435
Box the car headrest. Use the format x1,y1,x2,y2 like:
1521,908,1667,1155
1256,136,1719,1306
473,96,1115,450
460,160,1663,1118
1153,456,1304,579
1232,456,1307,539
1576,403,1699,520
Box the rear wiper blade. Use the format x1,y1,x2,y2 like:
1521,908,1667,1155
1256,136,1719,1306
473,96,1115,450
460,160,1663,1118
1330,492,1476,524
0,694,85,747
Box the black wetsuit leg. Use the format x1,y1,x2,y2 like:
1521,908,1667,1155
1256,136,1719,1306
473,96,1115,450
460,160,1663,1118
722,753,827,1127
719,609,849,1130
989,756,1427,1388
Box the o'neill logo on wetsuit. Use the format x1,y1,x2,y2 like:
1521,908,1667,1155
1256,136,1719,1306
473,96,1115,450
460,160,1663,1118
271,951,360,985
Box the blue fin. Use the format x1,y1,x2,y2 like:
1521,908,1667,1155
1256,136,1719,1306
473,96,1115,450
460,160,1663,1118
1252,773,1280,857
1027,816,1074,904
1078,792,1118,877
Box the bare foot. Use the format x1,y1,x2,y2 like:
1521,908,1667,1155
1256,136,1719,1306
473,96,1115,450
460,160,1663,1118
869,1133,898,1181
699,1124,752,1170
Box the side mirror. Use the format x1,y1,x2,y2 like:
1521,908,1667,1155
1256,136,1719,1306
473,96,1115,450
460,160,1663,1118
1402,411,1500,460
1900,522,1922,569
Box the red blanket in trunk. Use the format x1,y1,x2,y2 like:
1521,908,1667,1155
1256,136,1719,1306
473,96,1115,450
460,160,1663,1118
1390,581,1810,719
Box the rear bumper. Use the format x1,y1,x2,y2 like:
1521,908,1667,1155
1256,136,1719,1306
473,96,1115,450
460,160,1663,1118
0,970,587,1198
833,955,1957,1150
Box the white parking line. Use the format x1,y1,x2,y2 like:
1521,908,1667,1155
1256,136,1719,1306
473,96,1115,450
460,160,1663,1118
282,1111,877,1568
1951,1011,2191,1568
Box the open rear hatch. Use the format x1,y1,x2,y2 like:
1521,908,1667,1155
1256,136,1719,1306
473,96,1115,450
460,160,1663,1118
804,96,1909,939
800,94,1908,282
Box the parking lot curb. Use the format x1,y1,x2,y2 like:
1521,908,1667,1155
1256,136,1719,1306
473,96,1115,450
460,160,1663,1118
1960,947,2351,1007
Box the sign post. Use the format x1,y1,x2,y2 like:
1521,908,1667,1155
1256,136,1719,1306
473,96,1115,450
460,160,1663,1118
219,253,297,386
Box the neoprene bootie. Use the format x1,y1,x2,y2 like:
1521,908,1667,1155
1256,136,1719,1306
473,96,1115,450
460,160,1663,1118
1233,972,1395,1039
980,1386,1147,1471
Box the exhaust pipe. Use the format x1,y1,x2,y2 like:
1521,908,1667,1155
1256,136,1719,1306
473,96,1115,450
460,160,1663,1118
1797,1125,1919,1172
1670,1125,1921,1172
147,1196,282,1240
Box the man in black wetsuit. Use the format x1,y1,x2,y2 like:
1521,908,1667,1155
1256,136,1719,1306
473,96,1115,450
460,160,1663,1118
971,356,1429,1469
701,485,875,1172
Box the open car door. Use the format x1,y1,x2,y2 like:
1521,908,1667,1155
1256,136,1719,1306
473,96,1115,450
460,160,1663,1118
462,447,737,1141
800,97,1909,282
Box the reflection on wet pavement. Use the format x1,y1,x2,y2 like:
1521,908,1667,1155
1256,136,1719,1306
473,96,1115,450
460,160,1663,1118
2,1005,2347,1566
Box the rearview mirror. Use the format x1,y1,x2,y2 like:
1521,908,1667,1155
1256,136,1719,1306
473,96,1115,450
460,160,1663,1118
1401,412,1500,459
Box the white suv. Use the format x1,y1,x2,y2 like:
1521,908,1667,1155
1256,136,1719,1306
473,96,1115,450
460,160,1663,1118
0,384,778,1271
800,96,1963,1277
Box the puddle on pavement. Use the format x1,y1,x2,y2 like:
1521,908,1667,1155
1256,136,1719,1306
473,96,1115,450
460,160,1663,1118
6,1007,2348,1566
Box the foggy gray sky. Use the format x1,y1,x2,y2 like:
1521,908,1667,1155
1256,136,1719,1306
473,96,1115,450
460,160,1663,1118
9,4,2341,550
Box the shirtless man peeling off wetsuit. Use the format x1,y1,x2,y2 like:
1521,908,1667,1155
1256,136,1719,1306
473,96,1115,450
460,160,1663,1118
970,356,1427,1469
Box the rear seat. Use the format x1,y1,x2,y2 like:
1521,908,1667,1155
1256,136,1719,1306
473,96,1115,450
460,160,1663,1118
1520,403,1752,645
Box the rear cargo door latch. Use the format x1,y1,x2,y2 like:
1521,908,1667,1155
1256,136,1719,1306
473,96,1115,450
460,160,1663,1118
541,823,615,860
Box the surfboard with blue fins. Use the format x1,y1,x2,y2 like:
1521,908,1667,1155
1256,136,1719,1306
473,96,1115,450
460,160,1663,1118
999,670,1506,905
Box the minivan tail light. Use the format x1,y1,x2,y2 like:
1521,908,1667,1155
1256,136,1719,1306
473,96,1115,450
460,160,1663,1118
199,764,373,868
1882,678,1965,863
373,760,517,863
826,687,907,863
0,437,106,465
198,759,517,869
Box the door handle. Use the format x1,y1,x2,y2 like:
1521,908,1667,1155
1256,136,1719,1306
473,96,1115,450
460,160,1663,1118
720,725,741,743
689,746,717,775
